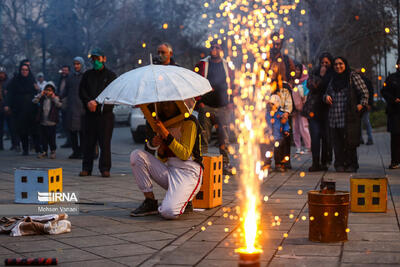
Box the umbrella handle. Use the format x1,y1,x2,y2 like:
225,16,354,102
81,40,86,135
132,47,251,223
154,103,158,120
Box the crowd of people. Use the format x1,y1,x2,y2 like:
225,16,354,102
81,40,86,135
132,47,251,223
0,58,87,161
262,33,381,173
0,34,399,219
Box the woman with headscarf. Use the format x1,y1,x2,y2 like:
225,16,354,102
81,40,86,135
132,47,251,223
324,57,369,172
307,52,335,171
63,56,86,159
4,63,41,155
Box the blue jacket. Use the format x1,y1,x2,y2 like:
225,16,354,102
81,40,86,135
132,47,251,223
266,107,290,141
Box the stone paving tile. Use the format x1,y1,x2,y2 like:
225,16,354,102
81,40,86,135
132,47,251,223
342,251,400,264
113,231,177,243
142,239,173,250
344,240,400,252
0,234,49,243
0,246,15,255
84,223,147,235
5,239,73,253
348,231,400,241
58,259,126,267
23,248,101,263
196,260,241,267
341,264,400,267
85,243,156,258
158,241,217,265
277,244,342,257
348,223,399,232
190,230,229,242
283,237,341,246
112,254,154,267
57,235,129,248
269,256,339,267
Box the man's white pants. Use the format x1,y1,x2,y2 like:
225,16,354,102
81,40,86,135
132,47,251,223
130,150,202,219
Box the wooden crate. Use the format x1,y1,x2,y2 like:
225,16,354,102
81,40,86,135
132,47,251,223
350,175,387,212
193,154,223,209
14,167,63,204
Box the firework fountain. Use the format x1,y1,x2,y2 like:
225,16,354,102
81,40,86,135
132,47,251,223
201,0,303,265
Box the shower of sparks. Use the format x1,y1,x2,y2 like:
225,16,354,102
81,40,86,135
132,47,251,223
203,0,303,254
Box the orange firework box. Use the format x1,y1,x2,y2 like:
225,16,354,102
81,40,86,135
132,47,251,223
350,175,387,213
139,99,195,132
193,154,223,209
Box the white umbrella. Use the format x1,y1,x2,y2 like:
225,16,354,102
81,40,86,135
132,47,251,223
96,64,212,106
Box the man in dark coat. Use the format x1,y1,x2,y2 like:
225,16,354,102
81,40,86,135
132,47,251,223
58,65,71,147
382,59,400,169
64,57,85,159
79,48,116,177
0,66,9,150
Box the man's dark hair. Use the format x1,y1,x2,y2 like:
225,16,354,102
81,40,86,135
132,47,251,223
61,65,71,70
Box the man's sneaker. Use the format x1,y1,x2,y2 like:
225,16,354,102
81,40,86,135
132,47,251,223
37,152,47,159
183,201,193,214
79,170,91,176
275,164,286,172
101,171,110,177
389,163,400,169
296,148,302,154
130,198,159,217
69,153,82,159
50,151,56,159
335,166,345,172
366,140,373,145
60,142,71,148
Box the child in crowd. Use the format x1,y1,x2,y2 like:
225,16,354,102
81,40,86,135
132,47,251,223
32,82,62,159
261,94,290,172
292,63,311,154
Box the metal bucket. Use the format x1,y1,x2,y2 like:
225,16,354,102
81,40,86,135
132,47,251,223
308,190,350,242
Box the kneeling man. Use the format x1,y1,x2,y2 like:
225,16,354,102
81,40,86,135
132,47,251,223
130,101,203,219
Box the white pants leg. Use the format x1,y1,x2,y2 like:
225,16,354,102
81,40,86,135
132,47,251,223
130,150,169,192
130,150,202,219
159,158,202,219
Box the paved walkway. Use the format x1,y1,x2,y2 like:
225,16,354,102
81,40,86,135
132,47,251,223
0,128,399,266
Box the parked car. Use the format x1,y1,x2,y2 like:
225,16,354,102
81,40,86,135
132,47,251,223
129,107,147,143
113,105,131,124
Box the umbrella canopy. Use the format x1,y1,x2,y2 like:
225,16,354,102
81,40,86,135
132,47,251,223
96,64,212,106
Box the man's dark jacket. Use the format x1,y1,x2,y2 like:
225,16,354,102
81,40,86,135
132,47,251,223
382,71,400,134
79,67,116,114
